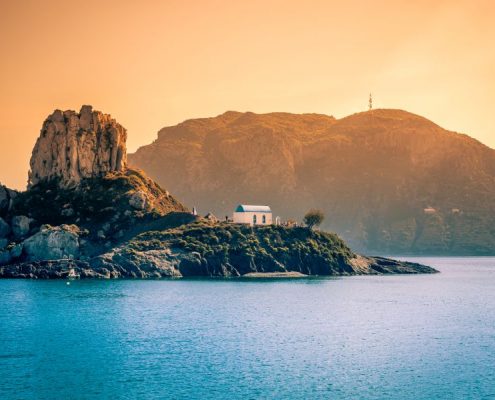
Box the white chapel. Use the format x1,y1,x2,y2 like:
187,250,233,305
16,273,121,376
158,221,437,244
232,205,273,226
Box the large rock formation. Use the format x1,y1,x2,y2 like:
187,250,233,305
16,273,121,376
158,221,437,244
23,224,81,261
29,105,127,188
0,106,188,269
129,109,495,255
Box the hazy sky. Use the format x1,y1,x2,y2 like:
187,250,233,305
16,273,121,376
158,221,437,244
1,0,494,189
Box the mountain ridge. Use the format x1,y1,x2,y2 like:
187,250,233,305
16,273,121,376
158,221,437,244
129,108,495,255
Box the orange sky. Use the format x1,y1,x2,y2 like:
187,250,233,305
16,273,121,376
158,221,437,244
1,0,494,189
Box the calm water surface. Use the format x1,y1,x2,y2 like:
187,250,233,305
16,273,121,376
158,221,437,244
0,257,494,399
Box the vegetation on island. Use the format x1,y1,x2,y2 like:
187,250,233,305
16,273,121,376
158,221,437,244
303,209,325,230
137,220,352,266
13,168,185,225
96,220,356,277
9,169,189,250
88,220,435,278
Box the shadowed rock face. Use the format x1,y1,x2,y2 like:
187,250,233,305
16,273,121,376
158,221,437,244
29,105,127,188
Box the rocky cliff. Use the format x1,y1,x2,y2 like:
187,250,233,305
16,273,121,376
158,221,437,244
129,109,495,255
29,105,127,188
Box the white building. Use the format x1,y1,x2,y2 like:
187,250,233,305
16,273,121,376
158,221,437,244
232,205,273,226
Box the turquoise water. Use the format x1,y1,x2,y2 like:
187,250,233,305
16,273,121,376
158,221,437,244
0,257,494,400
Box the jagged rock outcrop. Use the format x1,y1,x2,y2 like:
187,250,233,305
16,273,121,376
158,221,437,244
28,105,127,188
23,224,81,261
93,248,189,278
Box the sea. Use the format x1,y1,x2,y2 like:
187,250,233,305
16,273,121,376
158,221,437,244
0,257,494,400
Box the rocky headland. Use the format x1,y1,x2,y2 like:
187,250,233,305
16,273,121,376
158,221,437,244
0,106,437,278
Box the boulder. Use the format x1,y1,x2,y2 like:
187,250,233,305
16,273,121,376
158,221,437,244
23,224,81,261
0,217,10,238
129,191,147,210
28,105,127,188
0,243,23,266
11,216,32,238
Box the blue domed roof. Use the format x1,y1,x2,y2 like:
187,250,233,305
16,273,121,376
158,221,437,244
235,205,272,213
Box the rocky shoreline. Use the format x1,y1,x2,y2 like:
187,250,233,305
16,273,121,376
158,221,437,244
0,223,438,279
0,255,437,280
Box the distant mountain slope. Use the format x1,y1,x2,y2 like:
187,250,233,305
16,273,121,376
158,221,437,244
129,109,495,255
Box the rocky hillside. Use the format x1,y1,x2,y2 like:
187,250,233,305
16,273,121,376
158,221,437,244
12,168,188,248
129,109,495,255
0,107,188,267
1,169,190,266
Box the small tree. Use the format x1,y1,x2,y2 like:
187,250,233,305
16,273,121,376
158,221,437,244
303,209,325,230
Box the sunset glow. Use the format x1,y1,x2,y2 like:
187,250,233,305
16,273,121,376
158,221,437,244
1,0,494,189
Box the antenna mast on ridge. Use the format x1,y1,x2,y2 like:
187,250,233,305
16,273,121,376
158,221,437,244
368,93,373,111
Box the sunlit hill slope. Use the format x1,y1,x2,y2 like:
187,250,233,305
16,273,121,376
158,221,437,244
129,109,495,255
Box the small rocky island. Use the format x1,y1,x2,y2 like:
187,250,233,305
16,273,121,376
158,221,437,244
0,106,437,278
